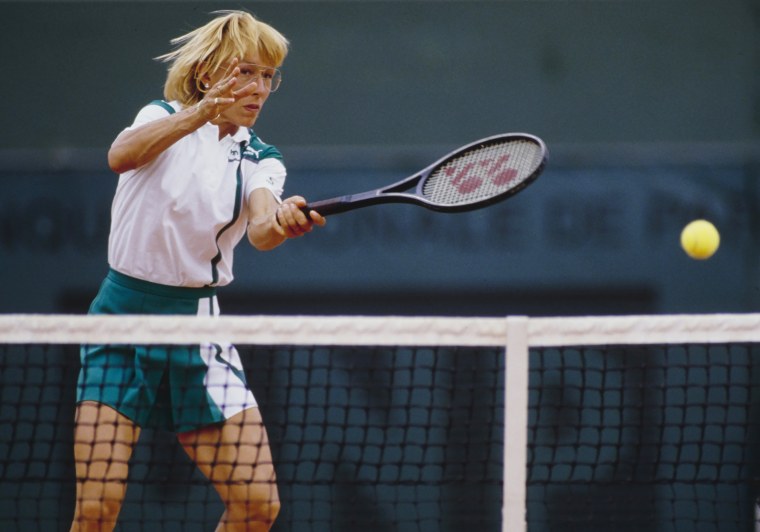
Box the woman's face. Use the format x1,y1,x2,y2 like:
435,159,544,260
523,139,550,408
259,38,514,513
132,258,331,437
208,51,279,131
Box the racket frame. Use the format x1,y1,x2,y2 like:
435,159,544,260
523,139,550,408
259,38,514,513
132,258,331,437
304,133,547,216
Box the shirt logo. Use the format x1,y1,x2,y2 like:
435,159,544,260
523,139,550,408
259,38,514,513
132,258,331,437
243,146,263,160
228,147,242,162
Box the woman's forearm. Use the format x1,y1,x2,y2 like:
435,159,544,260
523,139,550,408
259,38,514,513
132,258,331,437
107,105,208,174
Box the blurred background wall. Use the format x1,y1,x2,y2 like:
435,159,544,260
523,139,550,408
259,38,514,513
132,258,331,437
1,0,759,316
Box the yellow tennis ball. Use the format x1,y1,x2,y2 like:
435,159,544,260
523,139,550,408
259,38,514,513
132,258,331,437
680,219,720,260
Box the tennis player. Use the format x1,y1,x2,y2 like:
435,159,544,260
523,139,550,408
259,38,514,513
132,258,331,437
70,10,323,531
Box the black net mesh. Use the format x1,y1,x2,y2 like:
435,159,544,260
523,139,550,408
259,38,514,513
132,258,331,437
528,343,760,531
0,343,504,531
2,335,760,531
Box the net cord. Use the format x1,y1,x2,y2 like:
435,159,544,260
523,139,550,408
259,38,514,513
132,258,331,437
0,314,508,345
3,313,760,346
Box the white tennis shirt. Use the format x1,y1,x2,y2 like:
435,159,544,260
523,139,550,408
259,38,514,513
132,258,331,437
108,101,285,287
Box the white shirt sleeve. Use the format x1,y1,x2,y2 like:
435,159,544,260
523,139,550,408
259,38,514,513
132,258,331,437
125,102,179,130
243,157,286,202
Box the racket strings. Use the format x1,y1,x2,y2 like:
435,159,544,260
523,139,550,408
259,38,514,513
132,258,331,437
422,140,543,206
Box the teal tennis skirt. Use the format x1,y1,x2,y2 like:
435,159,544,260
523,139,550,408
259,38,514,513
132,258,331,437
77,269,257,432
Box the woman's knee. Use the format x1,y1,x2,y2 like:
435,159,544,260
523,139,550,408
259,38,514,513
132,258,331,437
225,484,280,526
72,497,123,529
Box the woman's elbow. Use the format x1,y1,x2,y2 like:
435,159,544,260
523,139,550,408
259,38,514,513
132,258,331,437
107,147,135,174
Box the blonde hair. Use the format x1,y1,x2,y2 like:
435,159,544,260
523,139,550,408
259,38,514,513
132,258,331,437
156,10,289,106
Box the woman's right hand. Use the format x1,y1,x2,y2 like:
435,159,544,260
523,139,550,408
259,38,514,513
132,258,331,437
194,58,261,124
194,58,241,122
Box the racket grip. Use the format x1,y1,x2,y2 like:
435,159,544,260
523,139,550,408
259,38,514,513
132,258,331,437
300,196,356,217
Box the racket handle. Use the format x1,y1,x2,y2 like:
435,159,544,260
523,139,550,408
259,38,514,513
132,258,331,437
300,196,359,217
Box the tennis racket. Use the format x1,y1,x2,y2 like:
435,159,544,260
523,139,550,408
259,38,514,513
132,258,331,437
302,133,547,216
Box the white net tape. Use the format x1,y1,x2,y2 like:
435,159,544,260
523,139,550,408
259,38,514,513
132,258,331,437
528,313,760,346
2,313,760,347
0,314,508,346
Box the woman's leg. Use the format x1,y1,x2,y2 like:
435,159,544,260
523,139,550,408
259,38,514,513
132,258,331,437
178,407,280,532
70,401,140,532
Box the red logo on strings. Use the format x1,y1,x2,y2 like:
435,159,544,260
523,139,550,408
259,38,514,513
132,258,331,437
445,154,518,195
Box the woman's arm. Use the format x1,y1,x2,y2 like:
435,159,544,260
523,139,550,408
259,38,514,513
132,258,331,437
107,104,212,174
247,189,325,251
108,73,243,174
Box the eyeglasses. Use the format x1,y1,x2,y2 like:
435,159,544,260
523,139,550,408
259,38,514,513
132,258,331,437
235,62,282,93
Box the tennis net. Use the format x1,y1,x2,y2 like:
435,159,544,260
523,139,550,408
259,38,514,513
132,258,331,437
1,313,760,531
